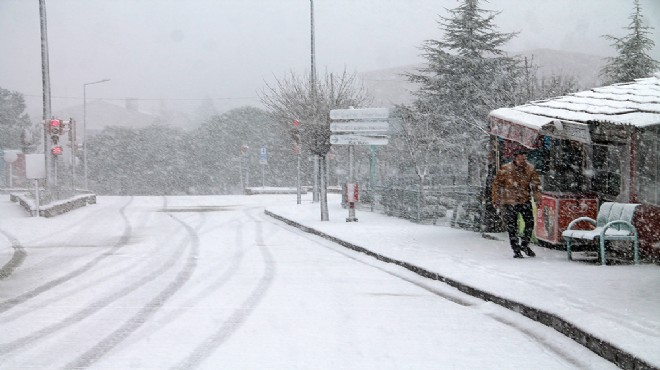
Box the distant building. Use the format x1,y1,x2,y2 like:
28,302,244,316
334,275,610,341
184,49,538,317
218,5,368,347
52,99,159,136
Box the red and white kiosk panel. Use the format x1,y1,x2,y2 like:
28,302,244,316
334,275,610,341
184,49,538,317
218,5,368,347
535,192,598,245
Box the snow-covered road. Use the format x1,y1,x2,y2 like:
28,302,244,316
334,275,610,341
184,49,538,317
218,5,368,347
0,195,615,369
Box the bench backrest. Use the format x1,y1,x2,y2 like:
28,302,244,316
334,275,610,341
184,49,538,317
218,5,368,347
596,202,639,231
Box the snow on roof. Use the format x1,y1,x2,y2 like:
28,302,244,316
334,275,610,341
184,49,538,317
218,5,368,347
489,71,660,128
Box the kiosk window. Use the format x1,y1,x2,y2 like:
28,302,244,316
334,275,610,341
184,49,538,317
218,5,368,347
542,138,587,193
592,143,622,197
637,130,659,205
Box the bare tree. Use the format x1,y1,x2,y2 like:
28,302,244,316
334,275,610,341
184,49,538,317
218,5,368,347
260,69,371,220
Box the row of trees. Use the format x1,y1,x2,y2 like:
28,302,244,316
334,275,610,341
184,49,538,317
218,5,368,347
87,107,299,195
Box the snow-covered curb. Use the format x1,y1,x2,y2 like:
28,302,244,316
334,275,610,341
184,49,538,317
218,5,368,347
265,209,654,370
10,192,97,217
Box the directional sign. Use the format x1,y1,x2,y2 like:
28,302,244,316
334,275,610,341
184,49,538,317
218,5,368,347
330,108,389,120
330,121,389,132
259,147,268,165
330,134,389,146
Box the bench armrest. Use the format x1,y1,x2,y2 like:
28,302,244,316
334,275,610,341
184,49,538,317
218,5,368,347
566,217,596,231
601,220,638,237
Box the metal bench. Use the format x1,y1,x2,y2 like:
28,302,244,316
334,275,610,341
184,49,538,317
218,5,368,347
562,202,640,265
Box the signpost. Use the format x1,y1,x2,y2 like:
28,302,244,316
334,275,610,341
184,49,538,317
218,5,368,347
329,107,390,222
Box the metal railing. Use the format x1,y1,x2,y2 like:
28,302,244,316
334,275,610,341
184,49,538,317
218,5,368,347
359,184,484,230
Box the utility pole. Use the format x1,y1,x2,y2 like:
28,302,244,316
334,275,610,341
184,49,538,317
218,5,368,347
39,0,53,189
310,0,319,203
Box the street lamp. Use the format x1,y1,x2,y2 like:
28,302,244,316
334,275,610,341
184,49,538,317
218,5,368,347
83,78,110,190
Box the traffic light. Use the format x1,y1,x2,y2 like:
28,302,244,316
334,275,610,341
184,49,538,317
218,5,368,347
48,119,63,156
49,119,62,135
51,145,63,156
291,120,301,144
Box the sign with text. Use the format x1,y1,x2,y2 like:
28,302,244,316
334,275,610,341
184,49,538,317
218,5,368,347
330,121,389,132
259,147,268,165
330,108,389,120
330,135,389,146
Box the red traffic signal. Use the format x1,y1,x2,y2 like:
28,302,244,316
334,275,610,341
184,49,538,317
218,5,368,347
293,119,300,127
49,119,62,135
51,145,63,156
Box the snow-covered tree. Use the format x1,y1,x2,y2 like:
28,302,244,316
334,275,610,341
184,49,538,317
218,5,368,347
600,0,659,84
0,87,35,152
191,106,292,194
88,125,188,195
407,0,521,141
398,0,525,196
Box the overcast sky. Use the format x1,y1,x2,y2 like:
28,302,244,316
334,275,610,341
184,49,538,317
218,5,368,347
1,0,658,120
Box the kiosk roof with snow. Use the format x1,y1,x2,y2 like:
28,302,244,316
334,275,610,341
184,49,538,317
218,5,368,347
489,72,660,148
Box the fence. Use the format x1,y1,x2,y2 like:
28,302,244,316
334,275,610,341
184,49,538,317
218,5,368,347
360,184,484,230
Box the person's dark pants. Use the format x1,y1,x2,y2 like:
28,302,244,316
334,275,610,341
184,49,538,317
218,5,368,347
503,203,534,252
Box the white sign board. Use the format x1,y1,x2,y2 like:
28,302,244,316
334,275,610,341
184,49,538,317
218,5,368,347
330,121,389,132
259,147,268,165
25,154,46,179
330,135,389,146
330,108,389,120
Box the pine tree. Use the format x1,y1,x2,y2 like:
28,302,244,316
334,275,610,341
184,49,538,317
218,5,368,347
600,0,659,84
400,0,526,192
407,0,521,141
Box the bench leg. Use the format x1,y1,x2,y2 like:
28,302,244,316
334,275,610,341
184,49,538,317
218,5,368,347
599,238,606,266
566,239,572,261
634,239,639,265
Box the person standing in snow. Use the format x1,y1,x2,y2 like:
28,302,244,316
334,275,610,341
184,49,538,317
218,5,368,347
492,149,542,258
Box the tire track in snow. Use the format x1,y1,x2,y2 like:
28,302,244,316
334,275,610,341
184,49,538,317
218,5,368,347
0,197,134,314
0,229,26,280
173,210,275,370
0,201,197,354
63,205,201,370
2,196,125,276
0,197,174,323
0,245,160,324
117,219,246,350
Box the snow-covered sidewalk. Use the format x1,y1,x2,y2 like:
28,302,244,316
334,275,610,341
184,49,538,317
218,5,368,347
266,194,660,369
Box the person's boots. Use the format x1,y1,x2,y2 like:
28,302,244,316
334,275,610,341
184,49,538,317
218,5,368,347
523,247,536,257
513,250,524,258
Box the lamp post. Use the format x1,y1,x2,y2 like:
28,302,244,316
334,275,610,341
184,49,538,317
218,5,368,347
83,78,110,190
